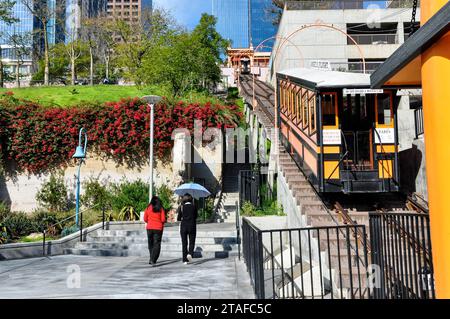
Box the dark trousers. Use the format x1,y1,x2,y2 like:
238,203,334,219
147,229,163,263
180,223,196,262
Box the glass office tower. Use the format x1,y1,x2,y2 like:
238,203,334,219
212,0,250,48
0,1,34,73
249,0,278,51
212,0,278,51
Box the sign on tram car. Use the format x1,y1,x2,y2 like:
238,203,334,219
375,128,395,144
323,129,342,145
343,88,384,95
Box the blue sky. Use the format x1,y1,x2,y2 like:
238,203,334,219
364,1,388,9
153,0,212,30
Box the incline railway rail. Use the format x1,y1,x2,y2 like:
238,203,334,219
238,75,434,299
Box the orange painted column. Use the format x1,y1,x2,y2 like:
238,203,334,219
420,0,450,299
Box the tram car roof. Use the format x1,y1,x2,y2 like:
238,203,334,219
277,68,373,90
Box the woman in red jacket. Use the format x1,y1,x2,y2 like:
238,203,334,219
144,196,166,266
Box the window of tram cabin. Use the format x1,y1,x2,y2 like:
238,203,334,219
295,88,302,125
279,82,285,113
309,92,317,135
321,93,338,128
289,85,296,120
302,89,309,129
376,93,393,126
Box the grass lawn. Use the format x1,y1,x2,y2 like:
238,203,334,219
0,85,163,107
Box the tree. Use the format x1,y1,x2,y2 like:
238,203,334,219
95,16,116,82
0,0,17,88
113,7,181,86
81,17,99,85
141,13,229,96
21,0,60,86
8,31,32,88
32,42,89,85
64,4,84,85
191,13,229,89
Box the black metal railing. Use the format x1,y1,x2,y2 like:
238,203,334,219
239,170,260,208
242,218,369,299
414,107,424,138
369,212,435,299
42,204,103,256
236,200,241,260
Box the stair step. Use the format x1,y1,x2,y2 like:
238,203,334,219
64,248,237,259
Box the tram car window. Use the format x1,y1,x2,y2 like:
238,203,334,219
277,68,400,194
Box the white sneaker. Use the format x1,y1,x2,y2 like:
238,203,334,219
183,262,188,265
187,254,193,262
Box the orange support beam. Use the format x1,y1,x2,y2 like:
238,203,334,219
420,0,450,299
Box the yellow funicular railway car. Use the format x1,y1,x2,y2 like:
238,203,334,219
277,68,400,193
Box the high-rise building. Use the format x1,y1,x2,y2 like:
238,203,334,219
65,0,108,42
107,0,152,23
212,0,278,51
212,0,250,49
249,0,278,51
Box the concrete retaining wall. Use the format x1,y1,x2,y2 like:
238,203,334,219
0,221,182,261
0,134,224,212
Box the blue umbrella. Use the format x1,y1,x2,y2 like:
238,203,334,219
174,182,211,199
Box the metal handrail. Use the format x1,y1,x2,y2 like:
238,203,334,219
335,203,371,254
42,203,101,256
326,130,350,182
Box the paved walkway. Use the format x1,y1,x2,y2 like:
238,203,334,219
0,255,255,299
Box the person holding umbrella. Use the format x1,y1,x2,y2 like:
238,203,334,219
177,193,198,264
175,182,211,264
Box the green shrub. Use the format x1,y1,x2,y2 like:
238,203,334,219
110,179,148,214
81,178,112,210
240,201,258,217
61,225,79,237
156,184,174,212
36,172,72,212
81,210,103,228
31,210,61,236
198,197,215,222
0,201,10,222
2,212,36,239
0,222,8,244
240,200,284,217
117,206,140,221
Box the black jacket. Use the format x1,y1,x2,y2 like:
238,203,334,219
177,202,198,225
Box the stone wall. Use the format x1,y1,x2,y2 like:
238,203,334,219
0,134,224,212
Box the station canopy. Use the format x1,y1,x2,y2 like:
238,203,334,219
277,68,371,88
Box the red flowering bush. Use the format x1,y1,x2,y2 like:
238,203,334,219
0,97,242,174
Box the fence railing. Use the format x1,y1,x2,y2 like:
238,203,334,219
369,212,435,299
41,204,104,256
239,170,260,208
414,107,424,138
242,217,370,299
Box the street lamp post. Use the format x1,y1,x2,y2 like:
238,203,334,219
72,127,88,228
142,95,162,202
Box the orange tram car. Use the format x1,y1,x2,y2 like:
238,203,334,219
276,68,400,193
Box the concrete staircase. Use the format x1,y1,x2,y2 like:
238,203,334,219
276,141,369,298
64,224,238,259
216,163,249,223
